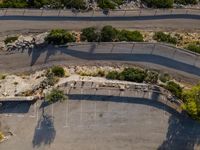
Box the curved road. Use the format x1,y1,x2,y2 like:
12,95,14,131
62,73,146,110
0,8,200,35
0,43,200,81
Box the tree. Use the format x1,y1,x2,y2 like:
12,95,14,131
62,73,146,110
46,89,67,103
100,25,118,42
182,84,200,120
45,29,76,45
142,0,174,8
51,66,65,77
119,68,146,83
81,27,99,42
118,30,143,42
62,0,86,9
165,81,182,99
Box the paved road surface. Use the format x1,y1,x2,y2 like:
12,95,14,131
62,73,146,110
0,9,200,34
0,87,200,150
0,43,199,81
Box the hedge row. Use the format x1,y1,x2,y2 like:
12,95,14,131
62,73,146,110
106,68,158,84
0,0,198,9
81,26,144,42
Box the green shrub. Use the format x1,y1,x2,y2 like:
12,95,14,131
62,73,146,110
45,29,76,45
0,0,28,8
159,73,171,83
118,30,143,42
175,0,198,5
4,36,18,44
142,0,174,8
165,81,182,99
97,0,117,9
182,84,200,120
106,71,119,79
46,89,67,104
153,32,177,44
63,0,86,9
51,66,65,77
81,27,99,42
119,68,146,83
185,44,200,54
100,25,118,42
145,71,159,84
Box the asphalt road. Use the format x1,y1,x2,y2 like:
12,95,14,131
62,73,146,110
1,87,200,150
0,9,200,34
0,43,199,81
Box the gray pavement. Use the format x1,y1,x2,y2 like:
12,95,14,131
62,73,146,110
0,43,199,81
0,87,200,150
0,8,200,34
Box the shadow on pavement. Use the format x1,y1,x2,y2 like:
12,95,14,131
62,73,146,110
67,93,200,150
32,108,56,148
0,101,33,114
0,14,199,21
28,45,200,77
158,115,200,150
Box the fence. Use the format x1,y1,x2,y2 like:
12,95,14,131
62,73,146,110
0,8,199,17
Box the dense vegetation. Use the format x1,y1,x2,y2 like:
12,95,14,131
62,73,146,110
0,0,198,9
51,66,65,77
81,27,100,42
164,81,183,99
106,68,159,83
185,43,200,54
46,89,67,103
97,0,123,9
0,0,86,9
174,0,198,5
182,84,200,120
45,29,76,45
81,26,143,42
153,31,177,45
142,0,174,8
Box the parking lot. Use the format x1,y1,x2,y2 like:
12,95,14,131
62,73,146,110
0,87,200,150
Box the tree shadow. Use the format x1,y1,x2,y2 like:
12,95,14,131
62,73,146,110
158,115,200,150
32,107,56,148
27,45,200,77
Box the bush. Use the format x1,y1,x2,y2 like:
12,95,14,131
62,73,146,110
185,44,200,54
159,73,171,83
97,0,117,9
51,66,65,77
182,84,200,120
0,132,4,141
100,25,118,42
4,36,18,44
45,29,76,45
46,89,67,103
119,68,146,83
145,71,159,84
142,0,174,8
175,0,198,5
81,27,99,42
0,0,28,8
118,30,143,42
106,71,119,79
63,0,86,9
165,81,182,99
153,32,177,44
